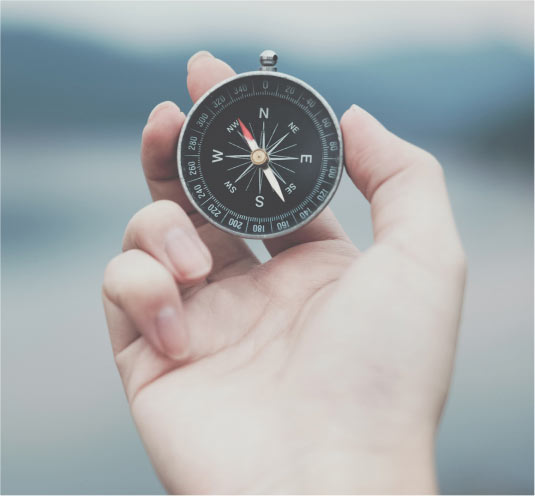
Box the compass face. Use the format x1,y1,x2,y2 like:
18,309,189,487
178,72,343,238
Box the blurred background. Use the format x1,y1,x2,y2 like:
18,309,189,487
1,1,533,494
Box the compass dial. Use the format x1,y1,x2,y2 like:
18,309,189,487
178,72,343,238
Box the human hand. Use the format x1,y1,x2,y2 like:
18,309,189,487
102,52,466,494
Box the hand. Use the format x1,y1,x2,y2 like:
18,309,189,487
102,52,466,494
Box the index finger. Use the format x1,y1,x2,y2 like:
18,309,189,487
141,53,259,277
141,53,237,211
141,102,194,212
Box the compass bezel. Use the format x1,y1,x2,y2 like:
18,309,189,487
177,70,344,240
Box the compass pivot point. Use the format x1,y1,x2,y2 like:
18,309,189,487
251,149,268,166
259,50,278,71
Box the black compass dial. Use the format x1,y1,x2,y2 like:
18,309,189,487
178,72,343,238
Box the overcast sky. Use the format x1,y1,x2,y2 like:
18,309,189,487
3,1,532,56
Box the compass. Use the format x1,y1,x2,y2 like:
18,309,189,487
178,50,343,239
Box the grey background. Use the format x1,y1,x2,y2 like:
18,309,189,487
2,2,533,494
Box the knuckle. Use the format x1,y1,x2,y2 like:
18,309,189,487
103,250,173,309
122,213,144,252
128,282,170,315
419,148,441,167
141,102,180,147
152,198,184,216
133,199,185,226
141,117,161,146
102,253,128,299
123,200,187,251
409,145,443,173
141,125,158,155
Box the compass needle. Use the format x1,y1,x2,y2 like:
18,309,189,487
263,166,285,202
238,118,260,151
248,122,258,143
178,50,342,237
269,165,287,184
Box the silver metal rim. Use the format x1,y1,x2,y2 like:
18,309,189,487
177,70,344,240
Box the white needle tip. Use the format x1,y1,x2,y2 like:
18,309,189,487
263,166,285,202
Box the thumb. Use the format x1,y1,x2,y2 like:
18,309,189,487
341,104,465,272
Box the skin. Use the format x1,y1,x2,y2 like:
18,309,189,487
102,51,466,494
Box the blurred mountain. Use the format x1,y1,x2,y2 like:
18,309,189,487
1,26,533,160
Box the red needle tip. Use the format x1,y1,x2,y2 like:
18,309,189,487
238,118,254,142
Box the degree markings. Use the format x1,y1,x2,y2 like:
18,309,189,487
182,77,341,234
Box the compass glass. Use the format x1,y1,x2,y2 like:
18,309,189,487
178,72,343,238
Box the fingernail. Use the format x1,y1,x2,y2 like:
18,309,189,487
155,306,188,359
165,227,212,280
147,101,179,123
350,104,362,112
187,50,213,72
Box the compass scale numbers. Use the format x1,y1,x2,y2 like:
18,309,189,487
179,72,342,238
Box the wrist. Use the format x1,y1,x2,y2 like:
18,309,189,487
253,435,437,494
